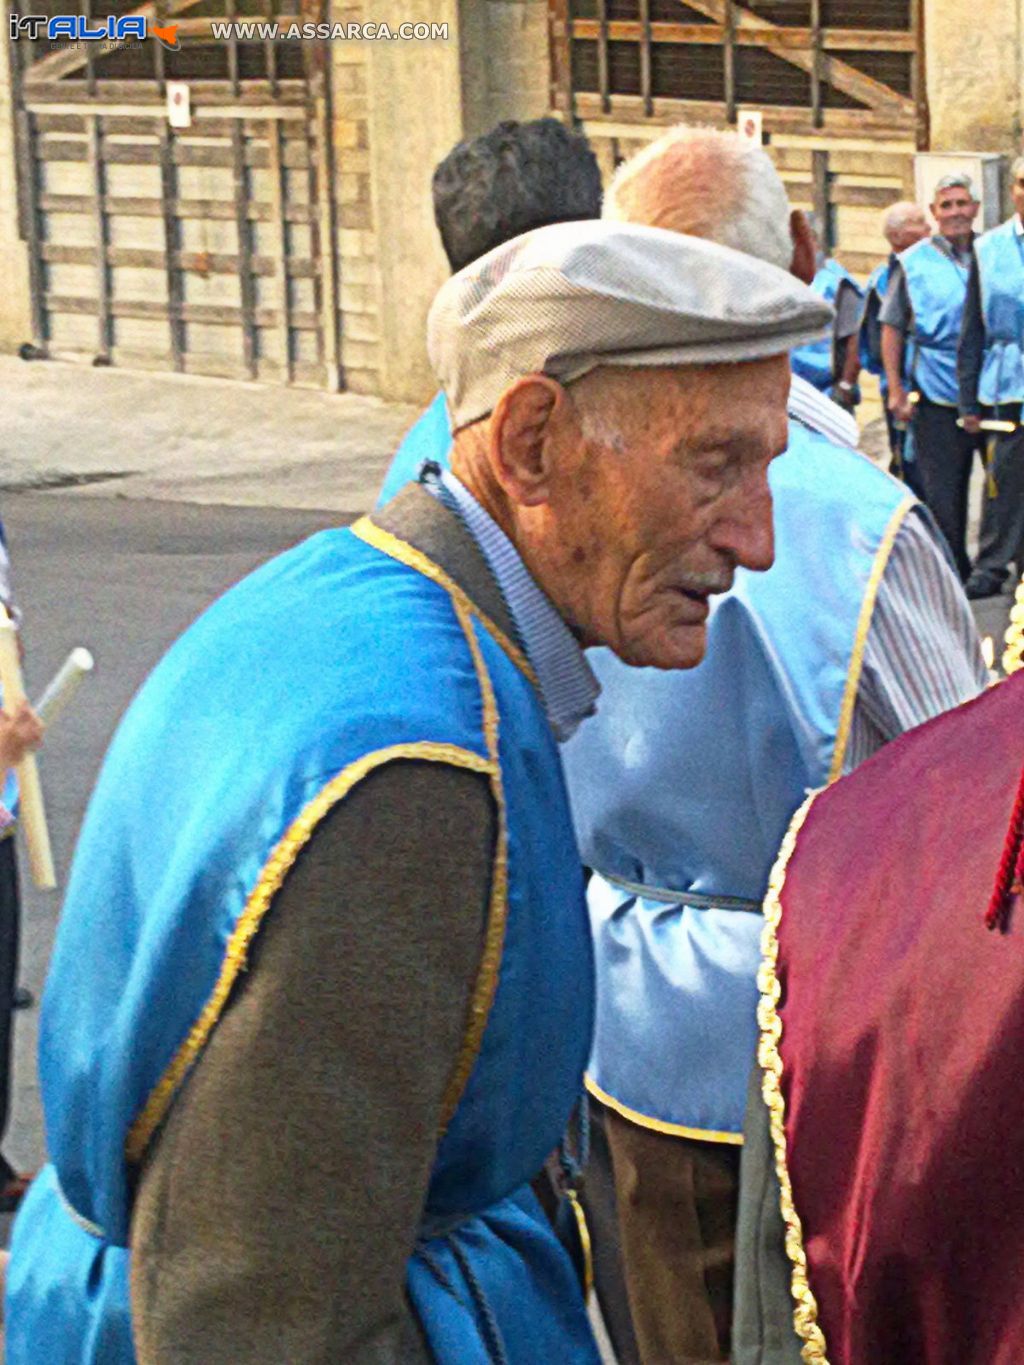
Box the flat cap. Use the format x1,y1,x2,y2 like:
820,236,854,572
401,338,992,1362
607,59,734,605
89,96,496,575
427,219,833,429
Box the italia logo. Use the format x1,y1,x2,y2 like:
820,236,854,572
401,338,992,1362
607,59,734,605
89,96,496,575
9,14,181,49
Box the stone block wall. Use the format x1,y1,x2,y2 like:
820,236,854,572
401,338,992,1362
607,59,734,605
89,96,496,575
925,0,1022,153
0,13,33,352
329,0,552,402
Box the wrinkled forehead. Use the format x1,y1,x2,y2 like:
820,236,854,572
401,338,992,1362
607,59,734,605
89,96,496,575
580,356,790,448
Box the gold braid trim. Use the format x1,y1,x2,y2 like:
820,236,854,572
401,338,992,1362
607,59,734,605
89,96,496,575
584,1074,744,1146
756,788,830,1365
125,741,496,1166
1002,575,1024,676
566,1188,595,1301
437,600,510,1128
828,496,914,782
351,517,538,688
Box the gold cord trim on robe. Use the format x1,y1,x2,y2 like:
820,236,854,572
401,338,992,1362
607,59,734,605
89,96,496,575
584,1074,744,1146
436,600,510,1129
828,496,914,782
125,741,497,1166
1002,575,1024,676
756,788,830,1365
351,517,538,688
566,1188,595,1301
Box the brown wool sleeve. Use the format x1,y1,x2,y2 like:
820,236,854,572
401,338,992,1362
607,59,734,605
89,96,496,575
130,758,497,1365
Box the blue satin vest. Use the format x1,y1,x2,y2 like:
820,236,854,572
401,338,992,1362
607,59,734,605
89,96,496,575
901,237,970,405
378,390,451,506
791,259,860,392
561,424,912,1139
7,513,598,1365
860,258,893,392
975,218,1024,408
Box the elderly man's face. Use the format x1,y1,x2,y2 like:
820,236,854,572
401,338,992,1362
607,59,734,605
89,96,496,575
888,211,929,253
519,357,789,670
931,186,978,241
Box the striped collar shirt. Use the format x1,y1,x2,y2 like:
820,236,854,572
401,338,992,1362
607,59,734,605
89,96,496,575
432,470,600,743
787,374,859,449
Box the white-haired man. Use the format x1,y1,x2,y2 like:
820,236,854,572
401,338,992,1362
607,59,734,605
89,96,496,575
560,128,987,1365
881,172,981,580
958,155,1024,599
7,223,827,1364
860,201,931,489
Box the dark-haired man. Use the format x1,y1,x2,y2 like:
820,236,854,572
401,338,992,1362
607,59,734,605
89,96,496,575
377,117,603,506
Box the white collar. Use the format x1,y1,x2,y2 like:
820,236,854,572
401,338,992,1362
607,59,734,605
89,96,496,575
787,374,860,451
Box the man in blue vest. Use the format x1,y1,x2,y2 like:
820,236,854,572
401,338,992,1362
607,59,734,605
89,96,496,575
561,127,987,1365
6,222,829,1364
859,201,931,491
790,213,864,410
881,172,982,580
958,156,1024,599
377,117,603,507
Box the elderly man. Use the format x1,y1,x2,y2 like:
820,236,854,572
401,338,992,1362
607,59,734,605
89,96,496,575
789,213,864,409
377,116,603,507
5,223,827,1364
560,128,986,1365
881,172,981,579
860,201,931,488
958,156,1024,599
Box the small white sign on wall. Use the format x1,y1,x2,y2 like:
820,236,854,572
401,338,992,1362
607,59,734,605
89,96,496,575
167,81,191,130
737,110,764,148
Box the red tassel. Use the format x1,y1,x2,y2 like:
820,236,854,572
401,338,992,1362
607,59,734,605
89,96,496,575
985,762,1024,932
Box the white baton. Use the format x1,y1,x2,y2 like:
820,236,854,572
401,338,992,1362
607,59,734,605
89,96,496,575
35,648,94,729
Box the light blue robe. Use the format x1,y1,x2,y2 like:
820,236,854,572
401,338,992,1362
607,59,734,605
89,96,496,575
974,218,1024,408
900,236,970,406
791,258,862,392
7,504,599,1365
560,422,912,1140
378,391,451,506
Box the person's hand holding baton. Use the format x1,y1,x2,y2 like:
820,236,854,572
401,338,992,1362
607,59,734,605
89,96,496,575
0,606,54,889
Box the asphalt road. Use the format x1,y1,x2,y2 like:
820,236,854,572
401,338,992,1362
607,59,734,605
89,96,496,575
3,492,345,1182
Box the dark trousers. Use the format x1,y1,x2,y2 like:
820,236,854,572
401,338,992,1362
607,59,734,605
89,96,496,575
909,397,979,581
584,1099,741,1365
0,836,18,1176
971,405,1024,591
886,408,926,500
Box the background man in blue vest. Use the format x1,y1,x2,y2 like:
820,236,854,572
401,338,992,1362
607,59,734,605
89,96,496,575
790,213,864,410
6,222,830,1365
377,117,603,507
860,201,931,491
881,172,981,580
562,127,987,1365
958,156,1024,599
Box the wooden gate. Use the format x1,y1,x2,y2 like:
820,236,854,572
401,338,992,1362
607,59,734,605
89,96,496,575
549,0,928,274
9,1,340,387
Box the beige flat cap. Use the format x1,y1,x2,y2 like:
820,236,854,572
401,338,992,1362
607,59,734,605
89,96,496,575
428,219,833,429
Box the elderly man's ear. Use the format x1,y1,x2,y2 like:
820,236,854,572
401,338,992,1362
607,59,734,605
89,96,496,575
789,210,816,285
490,375,568,507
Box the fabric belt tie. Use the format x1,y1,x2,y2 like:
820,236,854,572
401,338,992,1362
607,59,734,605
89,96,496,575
415,1208,510,1365
596,869,762,915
